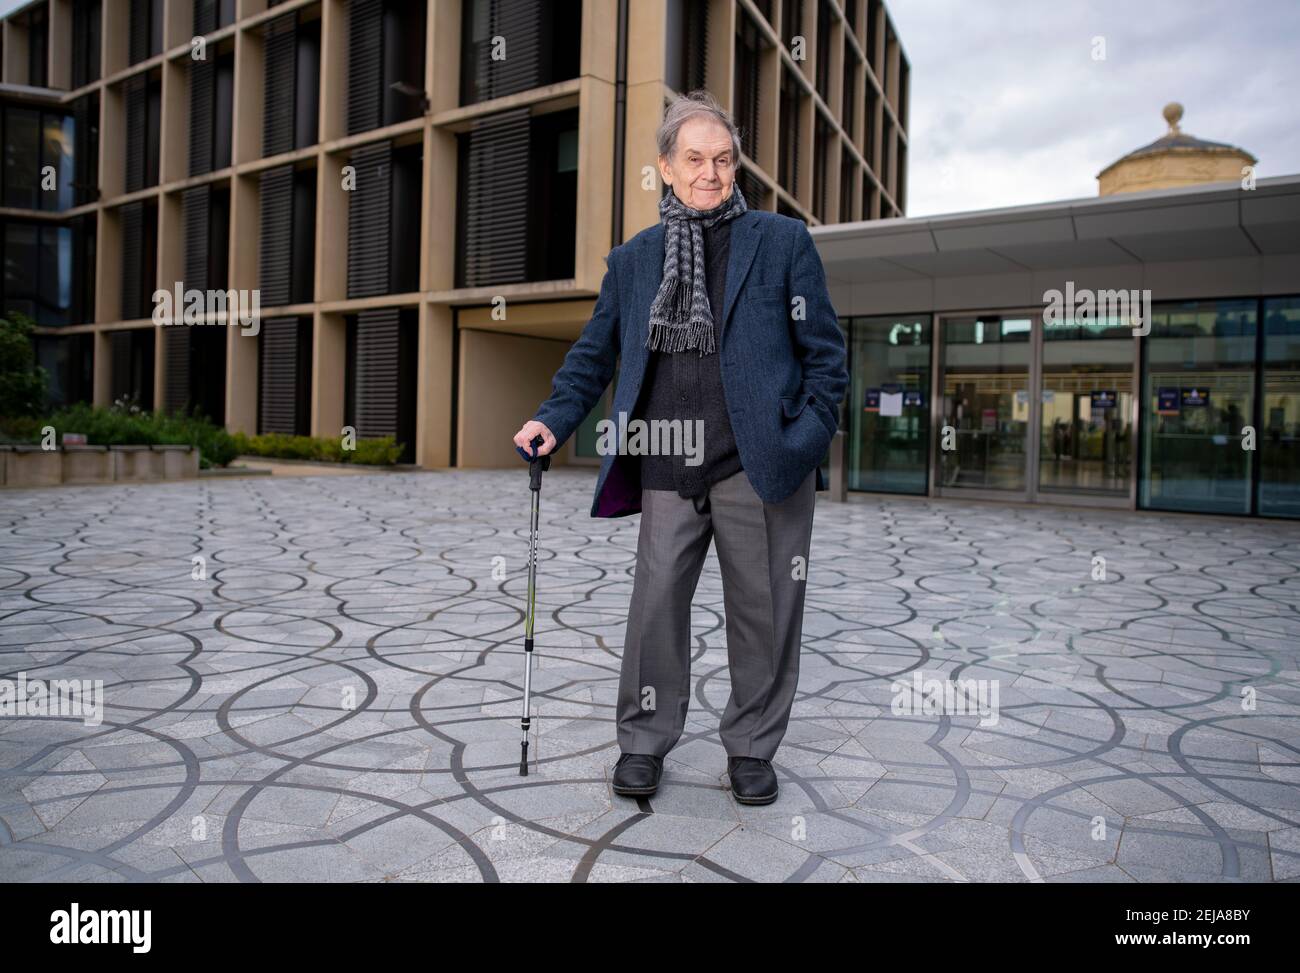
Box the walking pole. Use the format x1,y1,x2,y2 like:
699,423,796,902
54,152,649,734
517,435,550,776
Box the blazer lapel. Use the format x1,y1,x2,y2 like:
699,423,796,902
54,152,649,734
720,210,761,346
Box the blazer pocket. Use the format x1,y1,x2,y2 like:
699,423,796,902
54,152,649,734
750,283,786,306
780,391,814,420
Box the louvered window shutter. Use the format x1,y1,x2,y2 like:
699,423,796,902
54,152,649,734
477,0,542,101
110,331,133,401
352,308,400,441
124,76,147,193
258,316,300,434
346,141,392,298
683,0,708,92
459,108,529,287
346,0,382,136
263,12,297,157
189,58,214,177
120,201,143,320
193,0,218,36
73,94,98,206
164,328,191,414
259,165,295,307
129,0,150,64
182,186,211,295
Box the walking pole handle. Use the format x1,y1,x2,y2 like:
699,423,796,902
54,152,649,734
518,434,550,491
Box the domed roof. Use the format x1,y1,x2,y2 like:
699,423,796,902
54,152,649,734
1098,103,1256,179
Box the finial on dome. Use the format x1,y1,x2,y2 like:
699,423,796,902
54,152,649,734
1163,102,1184,135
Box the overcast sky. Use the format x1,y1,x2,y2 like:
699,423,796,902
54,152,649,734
6,0,1296,217
888,0,1300,214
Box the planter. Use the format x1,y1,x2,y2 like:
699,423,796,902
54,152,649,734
0,444,200,487
112,445,164,481
62,445,114,484
4,445,62,487
153,444,201,478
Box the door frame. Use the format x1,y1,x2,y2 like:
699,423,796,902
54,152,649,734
929,307,1139,510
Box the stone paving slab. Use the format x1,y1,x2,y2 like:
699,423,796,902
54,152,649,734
1,469,1298,882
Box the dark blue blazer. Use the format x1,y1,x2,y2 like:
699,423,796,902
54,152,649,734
534,209,848,518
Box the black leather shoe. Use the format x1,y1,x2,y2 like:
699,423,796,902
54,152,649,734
611,753,664,796
727,756,778,805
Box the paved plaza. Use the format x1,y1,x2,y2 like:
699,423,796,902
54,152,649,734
1,468,1298,883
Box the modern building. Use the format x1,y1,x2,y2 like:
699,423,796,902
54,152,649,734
0,0,910,468
815,171,1300,519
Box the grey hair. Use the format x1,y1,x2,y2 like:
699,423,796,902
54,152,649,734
656,89,742,163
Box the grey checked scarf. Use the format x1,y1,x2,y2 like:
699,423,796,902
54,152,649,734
646,181,748,356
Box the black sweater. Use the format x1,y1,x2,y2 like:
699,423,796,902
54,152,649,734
633,220,743,497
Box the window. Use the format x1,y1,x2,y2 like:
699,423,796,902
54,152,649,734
734,9,766,163
866,0,879,70
849,315,931,494
842,55,858,141
263,10,322,156
525,110,577,282
129,0,164,65
865,83,877,168
460,0,581,106
667,0,708,94
783,0,804,47
345,308,418,462
2,108,41,210
193,0,237,35
1141,300,1257,515
1258,297,1300,517
1,218,90,326
814,113,832,221
1,105,84,212
815,0,832,102
260,164,317,306
348,0,429,135
778,67,802,199
454,107,577,288
119,198,158,321
839,145,854,222
35,333,95,407
26,3,49,88
124,72,162,192
109,328,155,411
72,1,103,87
190,43,234,176
259,316,313,436
345,139,423,297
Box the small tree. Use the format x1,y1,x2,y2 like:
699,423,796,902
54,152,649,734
0,311,48,418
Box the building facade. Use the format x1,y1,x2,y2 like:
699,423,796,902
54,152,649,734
0,0,910,468
815,175,1300,519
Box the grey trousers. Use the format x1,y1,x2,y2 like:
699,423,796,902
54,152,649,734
616,468,817,760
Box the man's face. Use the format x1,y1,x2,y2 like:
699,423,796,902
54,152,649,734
659,115,735,211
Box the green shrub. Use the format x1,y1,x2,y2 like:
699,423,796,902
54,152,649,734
0,311,49,418
23,402,238,468
230,432,403,465
349,437,404,465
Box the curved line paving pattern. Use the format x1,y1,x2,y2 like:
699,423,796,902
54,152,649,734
1,469,1298,883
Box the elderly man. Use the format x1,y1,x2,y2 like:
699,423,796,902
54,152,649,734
513,90,847,805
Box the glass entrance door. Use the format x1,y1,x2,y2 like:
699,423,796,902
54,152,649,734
937,315,1033,496
936,312,1138,505
1038,316,1135,501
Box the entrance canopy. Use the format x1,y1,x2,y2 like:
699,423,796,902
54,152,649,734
812,175,1300,317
